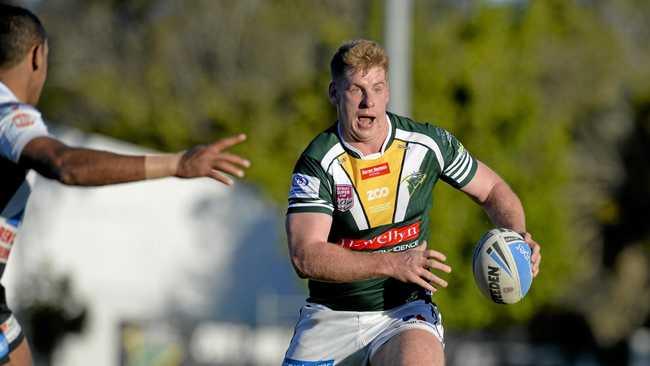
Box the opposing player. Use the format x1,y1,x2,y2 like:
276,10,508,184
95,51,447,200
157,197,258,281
1,5,250,365
284,39,541,365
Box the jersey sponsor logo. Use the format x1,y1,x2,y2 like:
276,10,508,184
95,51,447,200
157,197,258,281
335,184,353,212
366,187,389,201
0,246,10,262
0,316,21,344
368,202,391,214
340,221,420,251
360,162,390,180
402,172,426,194
376,240,420,253
11,113,35,128
0,227,16,247
289,174,320,199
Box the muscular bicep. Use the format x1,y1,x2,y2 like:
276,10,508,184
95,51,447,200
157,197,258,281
286,212,332,248
286,212,332,277
459,160,502,204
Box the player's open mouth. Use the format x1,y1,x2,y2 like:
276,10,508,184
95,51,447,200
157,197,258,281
357,115,376,126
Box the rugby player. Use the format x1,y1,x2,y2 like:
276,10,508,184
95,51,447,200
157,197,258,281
0,5,250,365
284,39,541,366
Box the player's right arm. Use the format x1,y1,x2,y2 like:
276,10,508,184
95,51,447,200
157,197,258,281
19,134,250,186
286,212,451,293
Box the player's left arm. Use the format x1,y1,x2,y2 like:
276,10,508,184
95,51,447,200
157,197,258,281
460,160,541,277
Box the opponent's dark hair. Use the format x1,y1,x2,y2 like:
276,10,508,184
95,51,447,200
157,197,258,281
0,4,47,69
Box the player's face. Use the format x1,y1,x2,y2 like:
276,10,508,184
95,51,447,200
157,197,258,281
330,66,390,144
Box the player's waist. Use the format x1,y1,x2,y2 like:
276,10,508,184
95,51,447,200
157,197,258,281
307,278,428,311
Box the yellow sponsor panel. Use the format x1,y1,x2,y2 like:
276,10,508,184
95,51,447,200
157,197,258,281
339,141,407,227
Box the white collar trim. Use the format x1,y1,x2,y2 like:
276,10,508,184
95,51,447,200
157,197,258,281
0,82,19,104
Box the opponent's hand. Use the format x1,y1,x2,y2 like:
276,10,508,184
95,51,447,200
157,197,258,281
388,241,452,293
522,232,541,277
176,134,251,185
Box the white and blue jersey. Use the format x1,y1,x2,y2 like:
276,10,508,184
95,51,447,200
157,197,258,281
0,81,49,277
0,81,45,357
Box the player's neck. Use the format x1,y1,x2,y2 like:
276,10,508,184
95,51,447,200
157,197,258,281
0,68,30,104
347,135,386,156
340,118,389,157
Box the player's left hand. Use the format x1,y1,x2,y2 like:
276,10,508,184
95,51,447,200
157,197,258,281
176,134,251,185
522,232,541,277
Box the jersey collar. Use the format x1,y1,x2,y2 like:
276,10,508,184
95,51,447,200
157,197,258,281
337,113,396,160
0,82,19,105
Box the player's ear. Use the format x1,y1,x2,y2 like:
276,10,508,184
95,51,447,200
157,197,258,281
328,81,338,105
31,43,45,72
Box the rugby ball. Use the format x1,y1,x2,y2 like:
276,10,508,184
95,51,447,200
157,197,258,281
472,228,533,304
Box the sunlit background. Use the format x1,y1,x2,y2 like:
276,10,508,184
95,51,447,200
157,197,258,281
3,0,650,365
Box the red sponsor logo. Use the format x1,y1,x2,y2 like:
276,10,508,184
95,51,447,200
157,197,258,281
12,113,35,128
361,163,390,180
0,227,16,245
340,221,421,251
0,246,10,261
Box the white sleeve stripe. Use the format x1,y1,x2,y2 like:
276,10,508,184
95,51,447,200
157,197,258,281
451,154,472,180
455,157,475,183
444,150,465,174
447,152,469,177
289,198,329,204
288,203,334,211
444,150,467,175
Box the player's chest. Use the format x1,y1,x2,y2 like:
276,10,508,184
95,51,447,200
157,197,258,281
329,141,435,228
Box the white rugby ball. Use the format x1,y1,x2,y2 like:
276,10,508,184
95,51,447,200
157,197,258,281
472,228,533,304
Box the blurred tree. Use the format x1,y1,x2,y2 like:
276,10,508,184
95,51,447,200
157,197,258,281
36,0,377,202
17,0,649,351
409,0,624,329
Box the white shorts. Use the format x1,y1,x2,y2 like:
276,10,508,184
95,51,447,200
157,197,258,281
282,300,444,366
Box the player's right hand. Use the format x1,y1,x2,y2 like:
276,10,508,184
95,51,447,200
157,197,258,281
389,241,452,293
176,134,251,185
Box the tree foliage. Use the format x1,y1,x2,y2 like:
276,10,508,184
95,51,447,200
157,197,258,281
28,0,650,338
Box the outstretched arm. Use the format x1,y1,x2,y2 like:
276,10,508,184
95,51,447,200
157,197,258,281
461,160,541,276
18,134,250,186
286,212,451,293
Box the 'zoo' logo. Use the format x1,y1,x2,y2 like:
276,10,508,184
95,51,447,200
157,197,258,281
367,187,389,201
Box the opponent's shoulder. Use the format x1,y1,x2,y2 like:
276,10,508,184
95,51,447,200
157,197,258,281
299,123,342,161
0,102,43,128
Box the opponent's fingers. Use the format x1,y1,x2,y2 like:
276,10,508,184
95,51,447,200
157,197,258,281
208,169,234,186
209,134,247,152
213,160,246,178
216,152,251,168
425,260,452,274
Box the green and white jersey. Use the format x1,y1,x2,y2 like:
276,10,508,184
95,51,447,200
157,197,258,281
287,112,478,311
